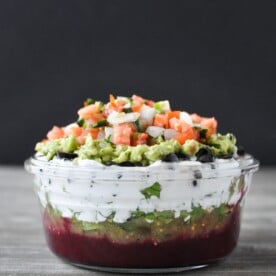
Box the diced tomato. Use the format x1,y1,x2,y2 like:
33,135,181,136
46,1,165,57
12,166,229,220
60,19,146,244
77,136,85,145
132,133,148,146
190,113,203,124
64,125,83,137
169,117,178,130
47,126,65,140
173,128,195,145
132,105,142,112
109,94,116,106
116,102,126,112
107,104,124,113
174,133,187,144
193,128,200,141
129,122,138,132
153,114,168,128
169,118,195,144
132,95,145,105
107,94,125,112
86,113,106,124
102,107,113,117
169,118,191,133
132,95,145,112
184,127,196,140
78,104,101,120
87,128,99,139
145,100,154,107
77,128,99,145
200,117,217,138
167,111,180,121
113,123,134,145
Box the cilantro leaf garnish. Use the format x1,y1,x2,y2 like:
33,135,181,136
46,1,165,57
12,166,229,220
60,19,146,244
140,182,161,199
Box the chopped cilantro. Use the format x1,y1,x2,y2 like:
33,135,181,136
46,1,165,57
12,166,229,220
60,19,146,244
81,221,102,232
46,204,62,218
132,210,146,217
190,205,206,222
154,210,174,224
213,204,230,221
84,98,95,105
140,182,161,199
145,213,155,221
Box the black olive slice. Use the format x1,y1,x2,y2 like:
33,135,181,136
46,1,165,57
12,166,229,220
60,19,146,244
56,152,78,160
162,153,179,162
237,145,246,156
196,147,214,163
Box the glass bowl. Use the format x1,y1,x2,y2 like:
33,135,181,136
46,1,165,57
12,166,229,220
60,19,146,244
25,154,259,273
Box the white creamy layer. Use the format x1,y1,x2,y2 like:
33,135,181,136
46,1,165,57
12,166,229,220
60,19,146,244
30,157,250,223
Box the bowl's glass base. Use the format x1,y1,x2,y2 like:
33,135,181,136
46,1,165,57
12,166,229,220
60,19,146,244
71,262,208,274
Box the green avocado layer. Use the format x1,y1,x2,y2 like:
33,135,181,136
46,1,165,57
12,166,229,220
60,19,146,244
35,133,237,165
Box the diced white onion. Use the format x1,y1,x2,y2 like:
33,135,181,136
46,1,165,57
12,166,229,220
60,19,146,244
116,96,131,107
154,100,171,112
139,107,156,127
180,112,193,125
104,127,114,141
97,130,106,140
164,128,178,140
116,96,130,102
107,111,140,125
146,126,165,138
161,100,171,112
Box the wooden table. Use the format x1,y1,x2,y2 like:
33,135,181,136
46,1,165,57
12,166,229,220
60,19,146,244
1,166,275,275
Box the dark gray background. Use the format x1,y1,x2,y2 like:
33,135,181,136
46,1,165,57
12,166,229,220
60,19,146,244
0,1,275,165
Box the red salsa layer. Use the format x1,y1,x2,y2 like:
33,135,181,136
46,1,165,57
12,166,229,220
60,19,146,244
42,205,241,268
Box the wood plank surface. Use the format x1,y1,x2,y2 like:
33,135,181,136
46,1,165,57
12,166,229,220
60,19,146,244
0,166,275,275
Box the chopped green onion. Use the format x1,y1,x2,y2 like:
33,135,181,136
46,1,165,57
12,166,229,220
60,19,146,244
134,120,143,132
123,107,133,113
194,126,208,140
77,118,85,127
91,120,108,128
104,134,113,143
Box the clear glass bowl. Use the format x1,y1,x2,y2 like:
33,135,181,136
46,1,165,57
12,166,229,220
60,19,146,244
25,154,259,273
